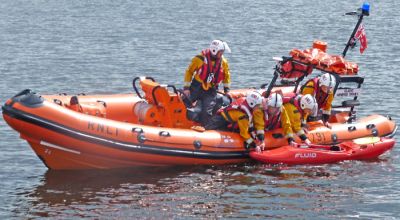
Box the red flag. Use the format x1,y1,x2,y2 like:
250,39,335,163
355,23,368,54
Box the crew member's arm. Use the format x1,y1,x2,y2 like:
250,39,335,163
221,57,231,93
293,114,309,144
227,110,255,149
321,92,334,122
283,103,309,144
252,107,265,142
184,55,204,89
301,80,315,96
281,104,294,144
282,104,295,143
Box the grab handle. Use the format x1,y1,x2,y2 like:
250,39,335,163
132,76,156,98
152,84,178,106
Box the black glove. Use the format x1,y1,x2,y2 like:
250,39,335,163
244,141,257,150
224,87,230,94
307,115,318,122
322,114,330,123
287,137,294,145
256,133,265,142
299,134,308,141
181,87,192,107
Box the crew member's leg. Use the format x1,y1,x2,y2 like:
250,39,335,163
189,80,202,103
205,114,228,130
200,89,217,126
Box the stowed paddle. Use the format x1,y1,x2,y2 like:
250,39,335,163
290,142,341,151
290,136,382,152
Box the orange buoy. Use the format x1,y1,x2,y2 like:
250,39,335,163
313,40,328,52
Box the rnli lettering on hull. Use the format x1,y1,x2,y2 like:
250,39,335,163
294,152,317,159
88,121,119,137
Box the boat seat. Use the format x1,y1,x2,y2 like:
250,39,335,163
137,79,195,128
140,80,168,105
67,96,106,118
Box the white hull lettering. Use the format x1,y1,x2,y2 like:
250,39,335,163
295,152,317,159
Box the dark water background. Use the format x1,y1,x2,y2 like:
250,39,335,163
1,0,399,219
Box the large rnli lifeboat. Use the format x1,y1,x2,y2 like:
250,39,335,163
1,75,397,170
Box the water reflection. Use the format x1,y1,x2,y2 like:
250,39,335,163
213,160,396,219
11,158,397,219
14,166,207,218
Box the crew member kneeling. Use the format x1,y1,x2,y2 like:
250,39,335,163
283,94,317,145
205,91,263,150
253,93,292,152
301,73,336,127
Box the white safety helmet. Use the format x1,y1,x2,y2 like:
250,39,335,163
319,73,336,88
210,40,231,56
263,93,283,109
300,94,317,110
267,93,283,108
246,91,263,108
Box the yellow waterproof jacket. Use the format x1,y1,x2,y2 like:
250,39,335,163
221,109,252,142
251,106,265,135
282,102,307,139
184,53,231,90
301,80,334,115
253,106,292,136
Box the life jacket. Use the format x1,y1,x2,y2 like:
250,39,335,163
300,77,329,109
197,49,224,86
218,97,253,124
283,94,305,116
264,110,282,131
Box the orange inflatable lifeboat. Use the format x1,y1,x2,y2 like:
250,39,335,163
250,137,395,165
1,77,397,170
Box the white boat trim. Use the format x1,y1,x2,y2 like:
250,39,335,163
40,141,81,155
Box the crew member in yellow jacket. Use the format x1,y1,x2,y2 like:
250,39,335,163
301,73,336,127
183,40,231,126
205,91,263,150
252,93,292,152
282,94,317,145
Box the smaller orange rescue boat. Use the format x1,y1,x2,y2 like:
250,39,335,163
250,137,395,165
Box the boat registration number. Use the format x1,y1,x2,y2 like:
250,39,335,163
310,132,327,143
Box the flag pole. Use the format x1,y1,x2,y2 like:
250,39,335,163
342,2,370,58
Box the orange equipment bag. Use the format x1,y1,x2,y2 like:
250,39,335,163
289,40,358,75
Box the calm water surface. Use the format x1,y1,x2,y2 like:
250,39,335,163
1,0,399,219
